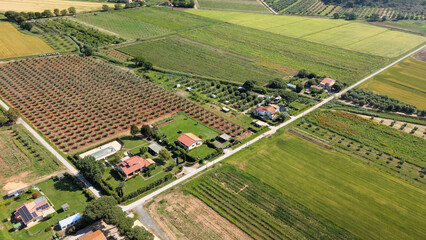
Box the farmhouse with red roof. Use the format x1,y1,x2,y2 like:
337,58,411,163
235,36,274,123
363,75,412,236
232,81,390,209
116,156,154,178
177,133,203,150
14,196,55,229
256,104,280,120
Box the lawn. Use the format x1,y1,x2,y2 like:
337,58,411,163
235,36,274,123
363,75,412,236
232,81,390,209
0,0,111,12
0,125,62,194
119,135,149,153
0,175,91,240
119,37,282,84
158,113,221,143
178,23,387,84
0,22,54,59
186,9,426,58
122,171,172,196
226,130,426,240
360,57,426,109
197,0,269,13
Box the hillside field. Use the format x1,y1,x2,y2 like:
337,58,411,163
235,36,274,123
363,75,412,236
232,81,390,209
226,130,426,239
186,9,426,58
197,0,269,13
360,57,426,109
0,22,54,59
119,37,282,83
0,0,111,12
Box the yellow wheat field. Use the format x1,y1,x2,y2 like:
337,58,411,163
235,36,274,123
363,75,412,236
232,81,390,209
0,22,54,59
0,0,111,12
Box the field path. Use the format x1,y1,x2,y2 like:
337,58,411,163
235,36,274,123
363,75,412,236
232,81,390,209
67,17,120,37
121,44,426,211
0,100,101,198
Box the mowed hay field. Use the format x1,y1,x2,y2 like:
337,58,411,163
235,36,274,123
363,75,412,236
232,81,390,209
0,22,53,59
119,37,282,83
197,0,269,13
186,10,426,58
226,130,426,240
0,0,111,12
360,57,426,109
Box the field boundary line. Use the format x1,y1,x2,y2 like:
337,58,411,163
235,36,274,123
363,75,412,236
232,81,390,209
258,0,278,14
121,43,425,211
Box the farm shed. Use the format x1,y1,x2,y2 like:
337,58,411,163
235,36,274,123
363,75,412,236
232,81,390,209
148,142,163,155
59,213,82,230
218,133,231,142
222,107,230,112
62,203,70,211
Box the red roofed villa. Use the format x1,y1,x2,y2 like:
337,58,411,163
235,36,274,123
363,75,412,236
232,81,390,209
116,156,154,178
14,196,55,229
256,105,279,120
177,133,203,150
320,78,336,87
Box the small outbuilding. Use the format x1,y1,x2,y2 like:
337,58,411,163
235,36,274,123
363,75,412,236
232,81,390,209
222,107,230,113
59,213,82,230
61,203,70,212
148,142,163,155
218,133,231,142
57,173,65,180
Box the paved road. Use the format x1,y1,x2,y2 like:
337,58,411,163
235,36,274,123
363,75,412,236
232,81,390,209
0,100,101,198
121,44,425,211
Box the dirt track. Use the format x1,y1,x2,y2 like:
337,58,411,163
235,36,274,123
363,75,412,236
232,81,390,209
146,191,252,240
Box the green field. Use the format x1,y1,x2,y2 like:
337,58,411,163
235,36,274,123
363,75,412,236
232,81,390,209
186,164,357,239
360,57,426,109
178,23,386,84
373,20,426,35
75,7,216,40
0,125,62,193
158,113,221,143
76,11,174,40
197,0,269,13
0,175,90,240
226,130,426,240
186,9,426,58
119,37,281,83
307,111,426,168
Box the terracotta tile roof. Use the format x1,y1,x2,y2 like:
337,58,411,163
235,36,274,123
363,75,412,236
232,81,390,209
256,106,276,114
321,78,335,85
116,156,152,176
310,85,323,90
79,230,107,240
177,133,201,147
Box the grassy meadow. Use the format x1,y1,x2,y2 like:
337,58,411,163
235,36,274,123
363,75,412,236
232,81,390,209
119,37,282,83
197,0,269,13
0,22,54,59
360,57,426,109
226,130,426,240
0,0,111,12
178,23,387,84
186,9,426,57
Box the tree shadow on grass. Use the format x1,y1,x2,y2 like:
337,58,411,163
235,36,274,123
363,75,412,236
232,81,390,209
53,176,83,193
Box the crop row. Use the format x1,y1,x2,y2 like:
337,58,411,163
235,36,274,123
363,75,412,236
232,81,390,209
187,165,357,239
0,55,247,152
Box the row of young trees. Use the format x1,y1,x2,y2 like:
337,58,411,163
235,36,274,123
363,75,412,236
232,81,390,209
341,88,420,115
4,7,76,30
102,1,145,11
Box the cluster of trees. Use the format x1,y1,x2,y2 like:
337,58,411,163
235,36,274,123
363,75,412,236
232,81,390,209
81,196,153,240
0,108,19,126
130,124,157,137
5,8,76,30
171,0,195,8
102,1,145,11
332,12,357,20
132,57,154,70
341,89,419,114
296,69,343,92
74,156,105,183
